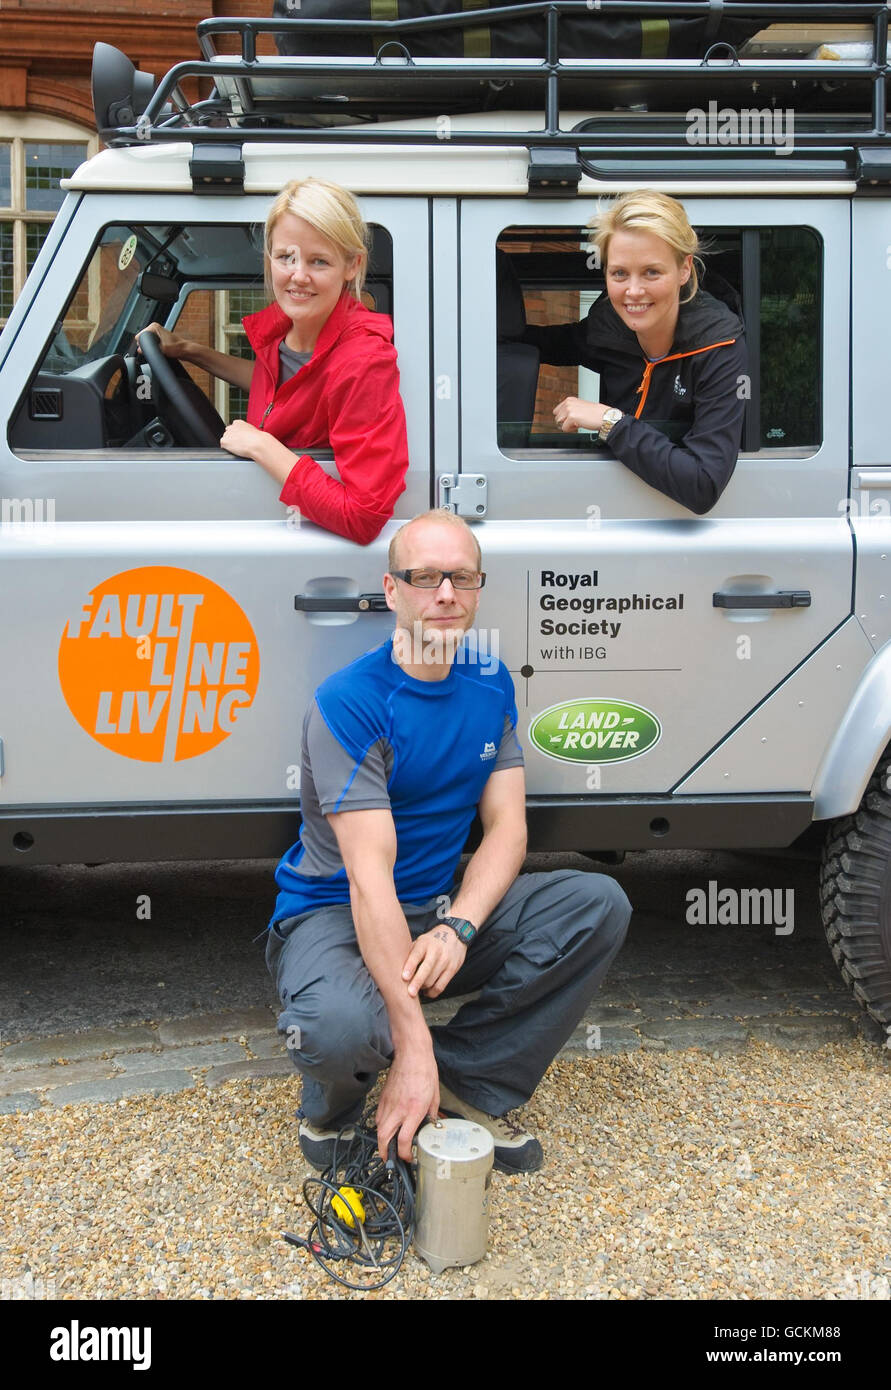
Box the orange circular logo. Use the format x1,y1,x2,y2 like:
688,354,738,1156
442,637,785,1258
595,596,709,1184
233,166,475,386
58,566,260,762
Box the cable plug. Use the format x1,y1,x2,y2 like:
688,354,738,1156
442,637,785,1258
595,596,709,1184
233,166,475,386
281,1230,325,1256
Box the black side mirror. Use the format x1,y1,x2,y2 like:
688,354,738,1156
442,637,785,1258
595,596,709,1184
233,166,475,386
92,42,156,131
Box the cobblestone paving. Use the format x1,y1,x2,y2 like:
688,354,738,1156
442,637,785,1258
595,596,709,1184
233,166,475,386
1,849,885,1112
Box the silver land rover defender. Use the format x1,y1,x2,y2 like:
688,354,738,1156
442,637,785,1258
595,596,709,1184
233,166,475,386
1,3,890,1028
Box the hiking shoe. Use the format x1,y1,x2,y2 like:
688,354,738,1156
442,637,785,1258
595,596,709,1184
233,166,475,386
437,1083,544,1174
297,1110,358,1172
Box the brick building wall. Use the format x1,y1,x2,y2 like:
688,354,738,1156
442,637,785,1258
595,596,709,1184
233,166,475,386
0,2,283,129
524,288,581,432
1,4,280,366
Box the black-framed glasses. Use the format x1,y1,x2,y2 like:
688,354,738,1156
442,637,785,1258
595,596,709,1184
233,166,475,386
389,568,486,590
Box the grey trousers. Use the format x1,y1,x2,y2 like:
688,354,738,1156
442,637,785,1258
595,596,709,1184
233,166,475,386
265,868,631,1127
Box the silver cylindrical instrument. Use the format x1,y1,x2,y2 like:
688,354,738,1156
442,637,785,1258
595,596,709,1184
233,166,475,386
413,1118,494,1274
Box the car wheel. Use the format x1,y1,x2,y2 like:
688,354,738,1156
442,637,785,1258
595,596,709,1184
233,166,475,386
820,753,891,1026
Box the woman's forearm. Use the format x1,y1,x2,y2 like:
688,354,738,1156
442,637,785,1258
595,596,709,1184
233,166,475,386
182,342,254,391
249,431,300,486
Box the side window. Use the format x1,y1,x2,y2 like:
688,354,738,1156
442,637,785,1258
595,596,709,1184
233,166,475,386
9,221,395,452
167,287,267,426
496,224,821,455
496,229,597,450
759,227,820,449
10,222,154,450
174,231,393,426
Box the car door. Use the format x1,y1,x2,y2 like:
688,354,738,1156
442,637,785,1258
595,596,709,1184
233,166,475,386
0,189,431,861
454,195,853,809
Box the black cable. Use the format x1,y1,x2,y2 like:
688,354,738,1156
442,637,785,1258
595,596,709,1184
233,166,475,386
282,1120,416,1292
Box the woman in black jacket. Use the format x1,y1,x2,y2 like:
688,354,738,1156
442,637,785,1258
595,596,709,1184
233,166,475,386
523,190,747,514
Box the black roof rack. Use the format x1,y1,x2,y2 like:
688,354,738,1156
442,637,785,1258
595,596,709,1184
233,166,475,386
92,2,890,185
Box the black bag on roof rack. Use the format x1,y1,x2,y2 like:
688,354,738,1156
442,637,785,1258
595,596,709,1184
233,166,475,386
271,1,761,62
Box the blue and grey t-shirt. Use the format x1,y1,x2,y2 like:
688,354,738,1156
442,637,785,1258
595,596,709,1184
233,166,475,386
270,638,524,923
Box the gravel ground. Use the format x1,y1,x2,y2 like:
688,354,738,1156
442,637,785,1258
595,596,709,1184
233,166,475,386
2,1037,889,1301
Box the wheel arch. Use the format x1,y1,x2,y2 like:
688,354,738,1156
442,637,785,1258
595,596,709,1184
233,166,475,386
813,640,891,821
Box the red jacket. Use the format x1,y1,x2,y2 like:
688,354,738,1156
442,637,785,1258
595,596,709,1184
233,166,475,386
243,292,409,545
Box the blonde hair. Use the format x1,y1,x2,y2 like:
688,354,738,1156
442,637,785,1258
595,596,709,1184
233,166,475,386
264,177,369,300
590,189,702,302
388,509,482,573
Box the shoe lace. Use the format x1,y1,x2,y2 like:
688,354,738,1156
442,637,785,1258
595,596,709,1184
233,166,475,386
494,1108,528,1140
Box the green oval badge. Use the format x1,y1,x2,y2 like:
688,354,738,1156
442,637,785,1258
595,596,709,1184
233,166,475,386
529,698,661,764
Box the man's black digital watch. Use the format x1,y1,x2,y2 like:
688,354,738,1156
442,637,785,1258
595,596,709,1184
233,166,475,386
442,915,478,945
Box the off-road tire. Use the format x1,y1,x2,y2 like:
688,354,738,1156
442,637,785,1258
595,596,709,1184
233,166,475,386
820,752,891,1026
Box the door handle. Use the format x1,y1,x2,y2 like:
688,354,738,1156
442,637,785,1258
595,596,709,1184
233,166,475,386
712,591,811,609
294,592,389,613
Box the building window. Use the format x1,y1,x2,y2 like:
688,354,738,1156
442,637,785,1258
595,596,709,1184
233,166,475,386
216,287,271,421
0,132,91,324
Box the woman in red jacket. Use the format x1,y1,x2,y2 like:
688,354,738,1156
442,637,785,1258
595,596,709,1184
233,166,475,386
141,178,409,545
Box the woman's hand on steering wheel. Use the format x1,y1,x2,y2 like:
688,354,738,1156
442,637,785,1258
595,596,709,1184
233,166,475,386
134,328,225,447
135,321,191,362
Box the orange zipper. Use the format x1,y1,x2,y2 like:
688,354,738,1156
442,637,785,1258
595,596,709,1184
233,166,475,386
634,339,737,417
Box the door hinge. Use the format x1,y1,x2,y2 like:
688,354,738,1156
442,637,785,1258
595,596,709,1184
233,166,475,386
437,473,488,518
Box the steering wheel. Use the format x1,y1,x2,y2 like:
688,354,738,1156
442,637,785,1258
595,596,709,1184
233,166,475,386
137,330,227,447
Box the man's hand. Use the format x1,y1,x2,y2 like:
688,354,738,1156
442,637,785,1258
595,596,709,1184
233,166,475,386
402,926,467,1000
553,396,607,433
375,1039,440,1162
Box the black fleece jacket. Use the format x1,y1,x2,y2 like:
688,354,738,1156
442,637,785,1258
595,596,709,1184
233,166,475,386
522,290,747,514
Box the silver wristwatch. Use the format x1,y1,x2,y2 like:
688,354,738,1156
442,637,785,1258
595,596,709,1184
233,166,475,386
598,407,624,441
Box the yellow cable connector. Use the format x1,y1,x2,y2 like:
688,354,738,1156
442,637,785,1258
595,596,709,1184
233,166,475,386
332,1186,366,1229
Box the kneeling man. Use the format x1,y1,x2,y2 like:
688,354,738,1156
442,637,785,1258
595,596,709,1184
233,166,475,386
266,509,631,1172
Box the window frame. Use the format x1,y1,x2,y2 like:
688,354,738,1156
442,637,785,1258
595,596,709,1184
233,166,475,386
3,192,430,529
0,115,97,327
497,219,823,460
456,194,847,522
